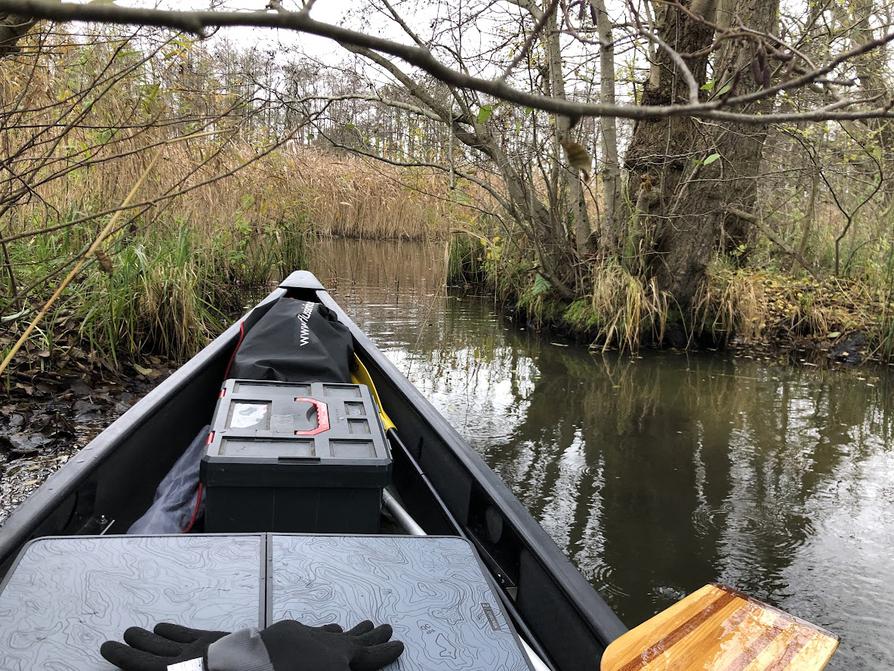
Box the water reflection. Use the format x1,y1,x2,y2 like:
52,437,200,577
310,238,894,670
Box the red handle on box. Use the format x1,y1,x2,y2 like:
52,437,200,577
293,397,330,436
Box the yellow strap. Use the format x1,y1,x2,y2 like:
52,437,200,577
351,354,396,432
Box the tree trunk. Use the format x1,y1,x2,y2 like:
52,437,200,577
590,0,624,254
623,0,716,307
843,0,894,204
542,4,593,257
623,0,778,310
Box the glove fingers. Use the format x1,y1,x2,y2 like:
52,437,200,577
153,622,218,643
123,626,183,656
316,623,344,633
345,620,374,636
100,640,165,671
354,624,393,646
351,640,405,670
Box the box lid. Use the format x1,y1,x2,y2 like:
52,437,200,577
202,380,392,487
270,535,533,671
0,535,263,670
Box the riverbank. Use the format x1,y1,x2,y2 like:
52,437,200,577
697,268,893,366
2,150,463,379
0,365,173,523
448,235,894,367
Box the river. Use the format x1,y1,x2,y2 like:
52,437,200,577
310,238,894,670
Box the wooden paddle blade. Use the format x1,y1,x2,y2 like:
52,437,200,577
601,584,838,671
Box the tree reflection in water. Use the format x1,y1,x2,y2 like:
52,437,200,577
312,238,894,670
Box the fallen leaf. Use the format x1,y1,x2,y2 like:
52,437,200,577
132,363,154,377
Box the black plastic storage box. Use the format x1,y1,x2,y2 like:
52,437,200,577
201,379,392,533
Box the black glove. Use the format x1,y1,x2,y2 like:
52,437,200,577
227,619,404,671
101,620,404,671
101,622,230,670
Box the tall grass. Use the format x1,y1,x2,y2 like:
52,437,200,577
290,152,457,240
9,147,455,247
7,219,310,368
4,146,462,373
694,265,766,343
446,232,487,285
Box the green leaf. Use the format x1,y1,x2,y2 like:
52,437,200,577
701,79,715,92
532,273,551,296
477,104,494,124
703,153,721,166
140,82,161,115
716,81,733,97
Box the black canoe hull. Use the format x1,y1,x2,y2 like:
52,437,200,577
0,271,626,671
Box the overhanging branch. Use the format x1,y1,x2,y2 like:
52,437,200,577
4,0,894,124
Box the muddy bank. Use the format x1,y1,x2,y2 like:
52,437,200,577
0,363,172,524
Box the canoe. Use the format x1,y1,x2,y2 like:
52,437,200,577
0,271,627,671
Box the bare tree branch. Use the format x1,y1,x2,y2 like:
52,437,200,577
499,0,559,81
5,0,894,123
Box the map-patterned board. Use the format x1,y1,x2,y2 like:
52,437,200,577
270,535,533,671
0,535,263,671
0,534,529,671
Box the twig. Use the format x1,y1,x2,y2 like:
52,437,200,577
726,206,818,277
499,0,560,81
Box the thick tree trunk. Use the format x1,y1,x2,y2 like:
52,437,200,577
623,0,716,306
675,0,779,256
623,0,778,310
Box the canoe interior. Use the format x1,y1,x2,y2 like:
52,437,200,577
0,271,626,671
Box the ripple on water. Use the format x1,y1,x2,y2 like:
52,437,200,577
582,563,630,603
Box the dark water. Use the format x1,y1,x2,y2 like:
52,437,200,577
310,238,894,670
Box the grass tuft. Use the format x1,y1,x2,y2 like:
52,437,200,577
585,260,669,352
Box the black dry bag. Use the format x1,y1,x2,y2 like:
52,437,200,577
229,298,354,383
